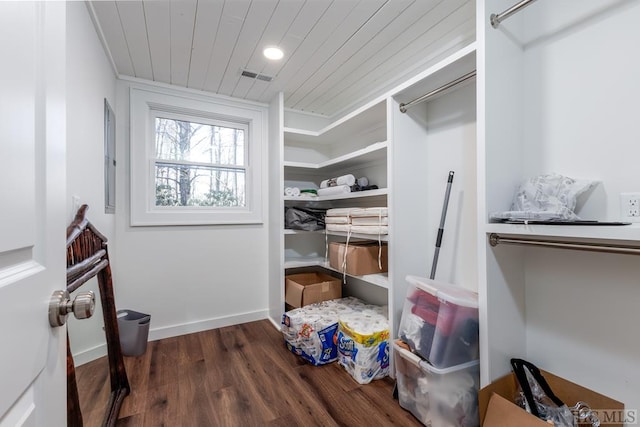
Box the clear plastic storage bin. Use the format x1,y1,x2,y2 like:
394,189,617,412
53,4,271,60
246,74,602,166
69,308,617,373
398,275,479,368
394,341,479,427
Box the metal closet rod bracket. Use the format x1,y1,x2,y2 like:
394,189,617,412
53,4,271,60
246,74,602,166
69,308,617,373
490,0,538,29
489,233,640,256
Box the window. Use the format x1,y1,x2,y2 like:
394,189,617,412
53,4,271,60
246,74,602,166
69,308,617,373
130,86,266,225
153,114,247,208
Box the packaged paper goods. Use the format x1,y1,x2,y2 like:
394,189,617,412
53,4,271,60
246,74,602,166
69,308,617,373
281,297,386,367
336,310,390,384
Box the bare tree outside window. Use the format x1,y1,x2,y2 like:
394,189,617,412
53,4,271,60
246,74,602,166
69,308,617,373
154,117,246,207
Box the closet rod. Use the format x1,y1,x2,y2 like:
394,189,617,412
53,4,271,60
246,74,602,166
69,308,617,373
490,0,538,28
399,70,476,113
489,233,640,256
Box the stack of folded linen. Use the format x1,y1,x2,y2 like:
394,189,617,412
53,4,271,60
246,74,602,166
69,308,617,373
349,207,388,235
324,207,388,235
325,208,354,233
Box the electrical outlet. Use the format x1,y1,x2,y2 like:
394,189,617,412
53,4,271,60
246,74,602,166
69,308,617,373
620,193,640,222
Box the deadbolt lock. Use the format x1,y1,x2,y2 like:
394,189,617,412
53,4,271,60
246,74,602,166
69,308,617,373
49,290,95,327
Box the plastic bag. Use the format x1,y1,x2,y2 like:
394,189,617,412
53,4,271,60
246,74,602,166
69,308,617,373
490,173,596,221
284,207,326,231
511,358,576,427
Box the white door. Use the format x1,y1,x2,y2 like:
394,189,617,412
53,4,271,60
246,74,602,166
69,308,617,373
0,2,67,426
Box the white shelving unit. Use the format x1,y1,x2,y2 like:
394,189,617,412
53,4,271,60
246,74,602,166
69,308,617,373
270,41,479,354
281,97,390,307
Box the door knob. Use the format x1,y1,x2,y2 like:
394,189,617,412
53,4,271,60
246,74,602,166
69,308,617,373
49,290,95,327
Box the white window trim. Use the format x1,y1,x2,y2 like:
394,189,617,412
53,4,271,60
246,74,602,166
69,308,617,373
130,86,266,226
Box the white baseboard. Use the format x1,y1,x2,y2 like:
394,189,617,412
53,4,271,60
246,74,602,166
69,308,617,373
73,343,108,366
267,316,282,331
148,309,269,342
72,309,270,365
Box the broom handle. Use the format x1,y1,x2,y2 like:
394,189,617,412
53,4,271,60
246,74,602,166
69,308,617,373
430,171,455,280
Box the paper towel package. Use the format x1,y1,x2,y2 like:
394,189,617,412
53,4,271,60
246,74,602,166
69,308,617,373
281,297,388,367
336,310,390,384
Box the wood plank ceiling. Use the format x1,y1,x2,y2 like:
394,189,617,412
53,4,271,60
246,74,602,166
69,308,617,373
88,0,475,118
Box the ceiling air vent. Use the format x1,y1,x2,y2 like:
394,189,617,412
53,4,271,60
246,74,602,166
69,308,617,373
240,69,273,82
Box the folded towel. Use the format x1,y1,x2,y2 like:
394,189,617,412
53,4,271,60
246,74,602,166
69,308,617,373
317,185,351,197
326,216,351,224
326,208,355,217
284,187,301,197
350,225,388,235
351,216,388,226
326,224,352,232
350,207,388,217
320,174,356,188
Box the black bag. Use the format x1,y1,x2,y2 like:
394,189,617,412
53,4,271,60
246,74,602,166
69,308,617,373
284,207,326,231
511,358,576,426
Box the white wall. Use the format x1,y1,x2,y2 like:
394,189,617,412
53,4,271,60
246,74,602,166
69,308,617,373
522,0,640,221
113,80,270,342
424,83,477,290
521,0,640,412
65,1,117,364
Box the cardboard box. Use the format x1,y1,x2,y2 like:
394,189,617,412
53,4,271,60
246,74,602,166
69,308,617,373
284,272,341,308
329,241,388,276
479,370,624,427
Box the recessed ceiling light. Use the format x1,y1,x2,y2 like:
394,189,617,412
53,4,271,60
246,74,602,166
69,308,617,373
263,47,284,60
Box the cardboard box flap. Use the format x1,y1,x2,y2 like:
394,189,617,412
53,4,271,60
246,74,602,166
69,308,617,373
483,393,549,427
480,370,624,427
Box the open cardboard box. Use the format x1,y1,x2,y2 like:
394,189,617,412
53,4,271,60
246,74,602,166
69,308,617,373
479,369,624,427
284,272,341,308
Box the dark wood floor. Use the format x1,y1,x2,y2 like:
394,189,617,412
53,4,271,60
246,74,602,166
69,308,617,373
75,319,423,427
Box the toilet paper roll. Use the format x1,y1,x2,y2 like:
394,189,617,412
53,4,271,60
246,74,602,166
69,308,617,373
320,174,356,188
